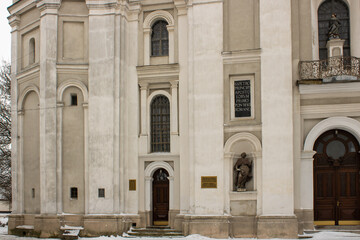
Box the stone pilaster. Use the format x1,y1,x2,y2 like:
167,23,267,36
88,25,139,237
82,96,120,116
37,0,60,214
87,1,117,214
258,0,297,238
8,14,20,214
189,0,224,215
175,0,190,215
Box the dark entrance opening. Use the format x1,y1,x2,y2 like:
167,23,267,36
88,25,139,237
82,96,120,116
152,168,169,226
314,129,360,225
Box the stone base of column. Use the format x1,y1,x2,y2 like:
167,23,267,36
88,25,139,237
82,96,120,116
182,215,230,238
257,215,298,239
295,209,314,234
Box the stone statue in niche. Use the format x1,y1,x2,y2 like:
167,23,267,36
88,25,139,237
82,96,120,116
234,152,252,192
328,13,341,40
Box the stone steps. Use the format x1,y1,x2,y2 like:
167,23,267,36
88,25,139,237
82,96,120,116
60,225,84,240
125,227,183,238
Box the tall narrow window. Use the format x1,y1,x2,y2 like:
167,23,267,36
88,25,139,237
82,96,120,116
318,0,350,60
151,95,170,152
29,38,35,65
151,21,169,56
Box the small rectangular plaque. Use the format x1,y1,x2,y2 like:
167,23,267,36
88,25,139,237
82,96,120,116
201,176,217,189
234,80,251,118
129,179,136,191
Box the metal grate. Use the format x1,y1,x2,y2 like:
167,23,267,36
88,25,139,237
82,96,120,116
151,95,170,152
151,20,169,56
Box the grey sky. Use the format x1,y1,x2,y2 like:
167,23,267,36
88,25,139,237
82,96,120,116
0,0,12,63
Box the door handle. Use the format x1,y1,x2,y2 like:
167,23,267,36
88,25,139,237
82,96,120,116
337,200,340,207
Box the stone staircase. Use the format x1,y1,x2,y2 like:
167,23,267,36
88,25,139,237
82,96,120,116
299,225,360,239
124,226,183,238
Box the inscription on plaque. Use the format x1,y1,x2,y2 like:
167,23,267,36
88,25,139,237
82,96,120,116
129,179,136,191
201,176,217,189
234,80,251,118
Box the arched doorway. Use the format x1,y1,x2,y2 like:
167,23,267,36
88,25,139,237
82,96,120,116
314,129,360,225
152,168,169,226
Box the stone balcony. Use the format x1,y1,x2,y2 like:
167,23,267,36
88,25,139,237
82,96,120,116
298,56,360,84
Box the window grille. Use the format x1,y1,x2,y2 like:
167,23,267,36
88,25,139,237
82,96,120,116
151,21,169,56
318,0,350,60
151,95,170,152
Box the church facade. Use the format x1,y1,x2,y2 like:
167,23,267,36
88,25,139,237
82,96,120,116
7,0,360,238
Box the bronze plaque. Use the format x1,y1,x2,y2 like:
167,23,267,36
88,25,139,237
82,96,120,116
129,179,136,191
201,176,217,189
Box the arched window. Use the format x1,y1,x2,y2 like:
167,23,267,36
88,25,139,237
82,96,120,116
318,0,350,60
151,95,170,152
151,20,169,57
29,38,35,65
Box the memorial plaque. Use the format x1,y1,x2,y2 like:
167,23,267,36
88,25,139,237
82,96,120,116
201,176,217,189
129,179,136,191
234,80,251,118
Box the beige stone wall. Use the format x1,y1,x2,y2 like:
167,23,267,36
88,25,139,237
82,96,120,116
223,0,259,51
23,91,40,214
62,87,85,214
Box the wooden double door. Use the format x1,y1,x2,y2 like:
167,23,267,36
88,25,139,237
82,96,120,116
314,129,360,225
152,168,169,226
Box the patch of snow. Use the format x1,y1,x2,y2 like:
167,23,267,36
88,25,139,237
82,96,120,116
15,225,34,230
61,225,84,230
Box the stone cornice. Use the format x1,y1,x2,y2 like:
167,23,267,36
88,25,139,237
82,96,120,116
36,0,61,12
86,0,117,10
222,48,261,65
8,14,20,30
137,64,180,83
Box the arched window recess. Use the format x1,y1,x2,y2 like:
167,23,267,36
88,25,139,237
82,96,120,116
143,10,175,65
318,0,350,60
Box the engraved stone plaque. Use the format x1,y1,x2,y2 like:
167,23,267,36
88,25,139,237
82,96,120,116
129,179,136,191
234,80,251,118
201,176,217,189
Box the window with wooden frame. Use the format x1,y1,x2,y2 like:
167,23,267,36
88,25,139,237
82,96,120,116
151,95,170,152
151,20,169,56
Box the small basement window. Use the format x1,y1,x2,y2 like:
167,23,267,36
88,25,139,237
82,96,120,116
71,94,78,106
70,187,78,199
98,188,105,198
32,188,35,198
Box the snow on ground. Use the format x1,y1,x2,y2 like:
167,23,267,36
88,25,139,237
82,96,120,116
2,233,360,240
0,213,359,240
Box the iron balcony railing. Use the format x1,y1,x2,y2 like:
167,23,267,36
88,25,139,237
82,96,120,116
299,56,360,81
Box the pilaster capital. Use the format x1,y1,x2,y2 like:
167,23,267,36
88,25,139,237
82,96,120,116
82,102,89,109
125,1,141,22
143,28,152,34
36,0,61,15
170,80,179,88
56,102,64,108
174,0,188,16
167,176,174,181
166,25,175,32
139,82,149,90
145,176,153,182
17,110,24,116
8,14,20,31
301,150,316,161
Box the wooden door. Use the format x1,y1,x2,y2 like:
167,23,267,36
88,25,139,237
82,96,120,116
152,168,169,226
314,129,360,225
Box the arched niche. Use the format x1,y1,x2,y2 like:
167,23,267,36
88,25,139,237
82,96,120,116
224,132,262,192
